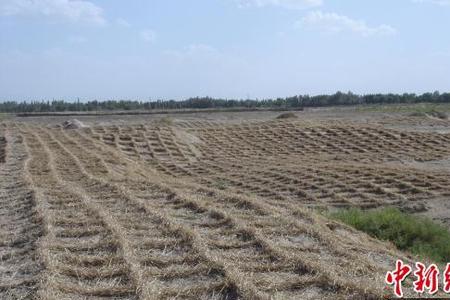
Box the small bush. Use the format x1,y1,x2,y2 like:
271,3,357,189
276,112,297,119
330,207,450,262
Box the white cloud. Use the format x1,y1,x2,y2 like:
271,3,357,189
67,35,87,44
298,11,397,37
140,29,157,43
412,0,450,6
0,0,106,25
161,44,250,97
164,44,220,60
163,43,248,70
116,17,131,28
235,0,322,9
429,50,450,57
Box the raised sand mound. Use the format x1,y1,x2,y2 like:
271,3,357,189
62,119,87,129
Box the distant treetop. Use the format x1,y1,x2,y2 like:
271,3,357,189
1,92,449,113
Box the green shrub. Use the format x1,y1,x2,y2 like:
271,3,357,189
329,207,450,263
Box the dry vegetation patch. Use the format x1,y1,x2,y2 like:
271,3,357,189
276,112,298,119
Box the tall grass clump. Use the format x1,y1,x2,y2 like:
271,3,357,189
330,207,450,263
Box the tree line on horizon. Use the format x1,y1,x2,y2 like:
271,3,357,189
0,91,449,113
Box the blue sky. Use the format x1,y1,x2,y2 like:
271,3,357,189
0,0,449,101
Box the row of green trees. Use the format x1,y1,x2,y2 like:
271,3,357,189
1,92,449,113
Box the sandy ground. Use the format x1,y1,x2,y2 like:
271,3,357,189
2,105,450,299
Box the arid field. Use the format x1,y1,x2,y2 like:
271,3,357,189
2,106,450,299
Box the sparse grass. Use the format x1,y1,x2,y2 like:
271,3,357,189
0,113,11,121
354,103,450,114
329,207,450,263
213,179,228,190
157,116,174,126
